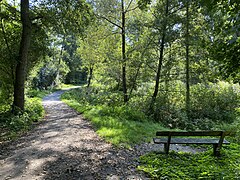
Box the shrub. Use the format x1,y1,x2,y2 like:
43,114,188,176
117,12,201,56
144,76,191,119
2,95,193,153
190,81,240,124
147,81,240,130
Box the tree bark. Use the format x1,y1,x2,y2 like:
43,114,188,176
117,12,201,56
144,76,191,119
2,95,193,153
150,0,169,111
55,37,65,87
13,0,31,111
121,0,128,103
87,65,94,88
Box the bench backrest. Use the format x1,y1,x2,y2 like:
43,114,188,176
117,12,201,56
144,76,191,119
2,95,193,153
155,131,231,156
156,131,231,137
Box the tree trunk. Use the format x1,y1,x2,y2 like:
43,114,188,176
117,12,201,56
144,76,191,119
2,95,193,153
121,0,128,103
150,0,169,111
185,1,190,120
87,66,94,88
13,0,31,111
129,62,142,97
55,36,65,87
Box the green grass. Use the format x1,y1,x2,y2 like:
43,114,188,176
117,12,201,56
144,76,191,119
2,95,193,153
61,89,167,148
138,143,240,179
60,83,79,89
27,89,54,99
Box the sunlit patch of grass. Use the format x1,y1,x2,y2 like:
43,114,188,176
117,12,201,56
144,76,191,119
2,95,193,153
59,83,79,89
27,89,52,99
138,143,240,179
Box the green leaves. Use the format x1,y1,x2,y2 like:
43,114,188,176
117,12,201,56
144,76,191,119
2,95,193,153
137,0,152,10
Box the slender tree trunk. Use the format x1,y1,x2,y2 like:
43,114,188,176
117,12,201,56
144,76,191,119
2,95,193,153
13,0,31,111
87,66,94,88
55,37,65,87
121,0,128,103
185,1,190,120
129,62,142,97
150,0,169,111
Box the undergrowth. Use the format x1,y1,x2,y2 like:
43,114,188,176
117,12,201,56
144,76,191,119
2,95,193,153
138,143,240,179
0,97,44,142
0,89,51,142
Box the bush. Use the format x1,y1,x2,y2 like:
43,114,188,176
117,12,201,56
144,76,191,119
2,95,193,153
26,89,51,98
62,81,240,131
190,81,240,124
145,81,240,130
216,117,240,144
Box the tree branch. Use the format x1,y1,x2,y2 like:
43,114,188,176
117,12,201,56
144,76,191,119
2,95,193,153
125,5,139,13
95,13,122,29
125,0,134,12
0,19,14,60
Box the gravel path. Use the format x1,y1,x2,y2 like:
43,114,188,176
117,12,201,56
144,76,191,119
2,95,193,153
0,89,203,180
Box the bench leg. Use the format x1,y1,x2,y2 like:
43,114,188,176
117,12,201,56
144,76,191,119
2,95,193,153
164,143,170,154
213,144,220,156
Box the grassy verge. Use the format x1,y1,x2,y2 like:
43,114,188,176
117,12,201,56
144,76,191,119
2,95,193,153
61,88,166,148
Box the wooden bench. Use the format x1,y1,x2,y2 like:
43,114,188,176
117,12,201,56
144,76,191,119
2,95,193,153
153,131,230,156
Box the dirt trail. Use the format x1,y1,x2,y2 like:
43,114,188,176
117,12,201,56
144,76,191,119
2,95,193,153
0,90,147,179
0,89,202,180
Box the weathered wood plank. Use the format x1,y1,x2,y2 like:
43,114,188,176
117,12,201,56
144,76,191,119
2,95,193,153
156,131,231,137
153,138,230,145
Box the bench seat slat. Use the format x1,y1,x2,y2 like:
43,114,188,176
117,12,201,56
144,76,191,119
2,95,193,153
153,138,230,145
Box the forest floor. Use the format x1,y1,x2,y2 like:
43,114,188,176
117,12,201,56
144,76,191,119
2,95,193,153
0,89,204,180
